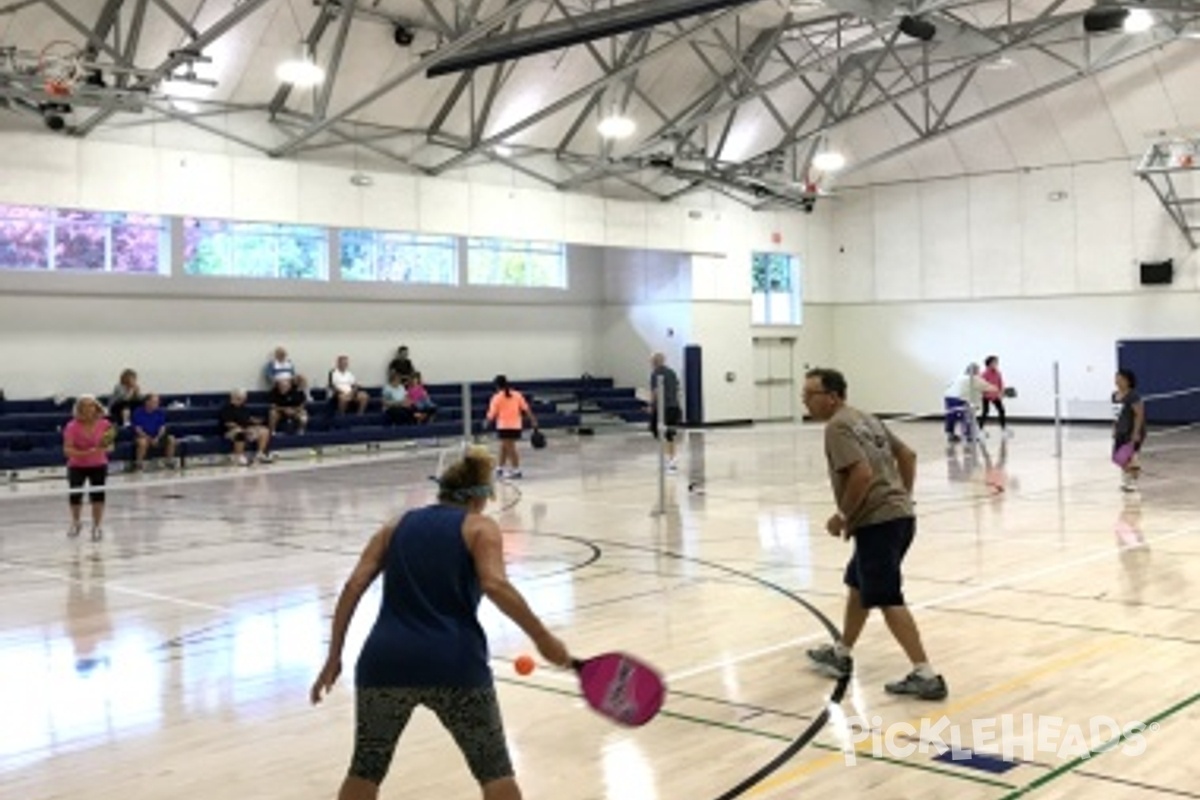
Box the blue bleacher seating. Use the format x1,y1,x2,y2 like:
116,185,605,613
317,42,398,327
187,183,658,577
0,376,631,473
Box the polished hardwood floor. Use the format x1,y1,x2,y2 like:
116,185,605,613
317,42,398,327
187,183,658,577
2,421,1197,799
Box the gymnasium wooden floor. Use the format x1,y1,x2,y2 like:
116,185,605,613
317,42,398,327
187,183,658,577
2,420,1198,799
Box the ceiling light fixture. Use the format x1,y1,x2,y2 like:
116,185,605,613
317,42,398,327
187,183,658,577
597,114,635,139
276,56,325,87
812,150,846,172
1123,7,1155,32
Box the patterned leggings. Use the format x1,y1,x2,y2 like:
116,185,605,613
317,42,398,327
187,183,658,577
350,686,513,786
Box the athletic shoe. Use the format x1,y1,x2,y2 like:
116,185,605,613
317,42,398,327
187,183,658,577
806,644,851,679
885,671,948,700
90,526,103,542
67,521,81,538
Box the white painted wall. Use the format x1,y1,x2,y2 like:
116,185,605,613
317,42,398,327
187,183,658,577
0,132,823,421
597,248,693,401
820,161,1200,419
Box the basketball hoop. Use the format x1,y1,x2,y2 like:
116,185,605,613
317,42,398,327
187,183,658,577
38,40,82,98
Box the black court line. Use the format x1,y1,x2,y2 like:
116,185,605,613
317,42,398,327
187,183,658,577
524,526,848,800
927,605,1200,647
1074,771,1200,798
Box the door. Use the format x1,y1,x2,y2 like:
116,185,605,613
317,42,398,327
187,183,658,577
753,337,795,421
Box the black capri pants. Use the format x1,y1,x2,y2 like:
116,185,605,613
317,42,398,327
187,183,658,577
67,465,108,505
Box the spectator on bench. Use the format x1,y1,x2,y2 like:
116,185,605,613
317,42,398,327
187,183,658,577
269,377,308,435
406,372,437,423
264,346,310,398
329,355,369,415
108,368,144,426
388,345,416,382
219,389,274,466
131,394,177,470
381,372,417,426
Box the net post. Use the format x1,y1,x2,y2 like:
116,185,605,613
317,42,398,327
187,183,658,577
1053,361,1063,458
652,374,667,517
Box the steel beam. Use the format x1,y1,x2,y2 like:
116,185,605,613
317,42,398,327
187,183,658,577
316,0,358,120
74,0,274,136
426,0,763,78
426,8,750,175
271,0,544,157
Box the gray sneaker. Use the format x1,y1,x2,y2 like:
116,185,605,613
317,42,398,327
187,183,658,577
885,671,948,700
806,644,851,679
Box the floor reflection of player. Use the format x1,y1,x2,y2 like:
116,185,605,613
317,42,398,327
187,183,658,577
944,442,978,484
1114,496,1148,606
66,552,112,675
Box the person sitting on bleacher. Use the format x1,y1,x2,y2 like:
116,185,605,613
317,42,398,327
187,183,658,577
131,394,177,470
269,377,308,435
388,345,416,382
381,372,416,426
405,372,437,423
264,346,310,397
219,389,274,465
329,355,369,415
108,368,144,426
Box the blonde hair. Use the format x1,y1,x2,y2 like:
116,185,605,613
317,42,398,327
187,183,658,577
437,445,496,504
73,394,102,417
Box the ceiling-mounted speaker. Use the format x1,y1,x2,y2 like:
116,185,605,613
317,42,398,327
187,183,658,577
1083,5,1129,32
898,15,937,41
1140,259,1174,285
393,24,415,47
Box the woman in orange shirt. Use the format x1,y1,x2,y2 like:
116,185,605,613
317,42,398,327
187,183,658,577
486,376,537,479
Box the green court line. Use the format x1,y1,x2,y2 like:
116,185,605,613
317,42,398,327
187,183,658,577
998,689,1200,799
497,677,1017,791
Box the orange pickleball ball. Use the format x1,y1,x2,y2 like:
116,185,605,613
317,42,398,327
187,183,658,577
514,654,536,676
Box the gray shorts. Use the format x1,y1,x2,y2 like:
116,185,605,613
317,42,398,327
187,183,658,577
350,686,513,786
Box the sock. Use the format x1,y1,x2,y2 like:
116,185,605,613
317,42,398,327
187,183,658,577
833,643,851,659
913,662,937,680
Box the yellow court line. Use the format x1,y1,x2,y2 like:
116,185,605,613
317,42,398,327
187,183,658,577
748,637,1132,797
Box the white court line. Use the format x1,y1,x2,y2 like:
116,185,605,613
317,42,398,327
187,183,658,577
1,558,230,612
665,522,1199,684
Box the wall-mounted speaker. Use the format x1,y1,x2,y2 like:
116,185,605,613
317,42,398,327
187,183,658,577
1140,259,1174,285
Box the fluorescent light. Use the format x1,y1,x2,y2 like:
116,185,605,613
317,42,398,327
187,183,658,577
983,55,1015,70
1124,8,1154,33
597,114,635,139
812,150,847,172
169,99,200,114
493,144,514,157
276,58,325,87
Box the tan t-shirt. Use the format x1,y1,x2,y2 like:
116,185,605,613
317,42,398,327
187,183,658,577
825,406,913,531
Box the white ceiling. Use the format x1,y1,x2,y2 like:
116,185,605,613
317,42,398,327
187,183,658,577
0,0,1197,202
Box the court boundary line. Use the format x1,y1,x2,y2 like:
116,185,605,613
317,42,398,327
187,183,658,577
664,522,1198,684
998,688,1200,799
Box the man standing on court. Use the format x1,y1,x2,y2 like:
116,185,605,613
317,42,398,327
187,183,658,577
801,368,947,701
648,352,682,472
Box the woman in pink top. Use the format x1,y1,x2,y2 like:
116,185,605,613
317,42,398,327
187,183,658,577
485,375,537,479
979,355,1008,437
63,394,115,540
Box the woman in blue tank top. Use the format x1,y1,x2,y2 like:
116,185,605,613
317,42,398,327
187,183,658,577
310,446,571,800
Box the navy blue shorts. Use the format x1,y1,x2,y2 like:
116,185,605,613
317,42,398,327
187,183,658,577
843,516,915,608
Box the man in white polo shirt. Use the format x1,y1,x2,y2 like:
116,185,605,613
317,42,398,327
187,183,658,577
329,355,369,414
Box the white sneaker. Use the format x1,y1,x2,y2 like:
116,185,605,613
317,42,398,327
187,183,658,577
666,459,678,472
236,454,250,467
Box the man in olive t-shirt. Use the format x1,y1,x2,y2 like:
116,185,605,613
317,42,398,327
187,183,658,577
801,367,947,701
